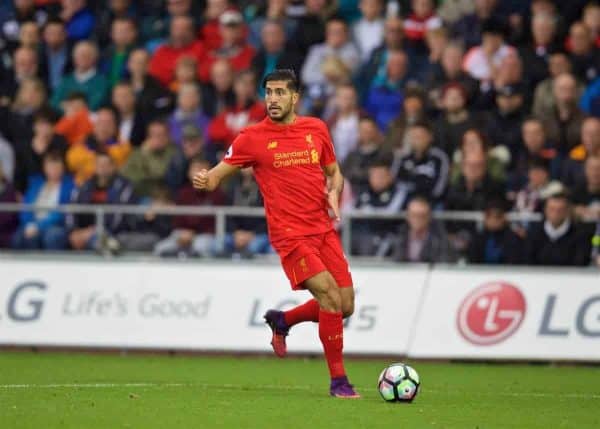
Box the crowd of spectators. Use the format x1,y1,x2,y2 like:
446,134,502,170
0,0,598,267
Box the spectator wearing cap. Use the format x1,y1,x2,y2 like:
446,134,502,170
485,83,526,160
392,196,457,263
434,82,480,157
66,152,137,252
352,0,385,63
67,107,131,185
539,73,585,156
301,18,360,90
511,117,560,189
14,109,68,194
353,157,408,256
168,83,210,147
342,116,389,193
357,16,404,99
572,156,600,221
154,157,226,258
165,124,205,192
121,120,175,199
462,18,516,84
198,10,255,83
208,70,265,155
364,49,410,131
467,199,524,265
50,40,109,111
60,0,95,42
251,20,303,97
526,193,592,266
567,21,600,84
0,162,18,248
148,15,205,87
12,151,74,250
127,48,175,121
392,121,450,205
201,58,236,117
518,12,561,89
452,0,500,49
111,82,147,148
325,84,362,164
101,17,138,88
39,18,73,92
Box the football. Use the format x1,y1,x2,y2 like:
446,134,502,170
377,363,420,402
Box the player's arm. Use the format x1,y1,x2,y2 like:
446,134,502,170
193,161,240,192
324,162,344,222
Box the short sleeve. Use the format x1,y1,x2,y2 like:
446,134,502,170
319,121,337,167
223,131,255,168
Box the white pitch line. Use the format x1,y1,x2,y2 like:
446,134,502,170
0,382,599,399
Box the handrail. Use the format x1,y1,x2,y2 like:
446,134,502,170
0,203,544,221
0,202,546,255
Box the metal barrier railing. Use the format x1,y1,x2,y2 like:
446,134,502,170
0,203,544,255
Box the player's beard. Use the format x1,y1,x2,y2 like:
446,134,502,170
267,102,294,123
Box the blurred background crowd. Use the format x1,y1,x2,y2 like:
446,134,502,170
0,0,598,266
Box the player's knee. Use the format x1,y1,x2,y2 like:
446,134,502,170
342,301,354,318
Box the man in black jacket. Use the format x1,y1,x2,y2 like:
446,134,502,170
468,199,524,264
67,152,137,252
526,193,592,266
392,121,450,205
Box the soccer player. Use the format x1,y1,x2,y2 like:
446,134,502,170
193,69,359,399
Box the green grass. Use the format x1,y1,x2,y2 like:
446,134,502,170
0,352,599,429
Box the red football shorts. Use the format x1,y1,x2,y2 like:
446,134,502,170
272,230,353,290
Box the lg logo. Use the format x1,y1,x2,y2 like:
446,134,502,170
457,282,526,346
1,282,47,322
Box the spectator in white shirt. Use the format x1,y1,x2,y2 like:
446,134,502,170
352,0,385,63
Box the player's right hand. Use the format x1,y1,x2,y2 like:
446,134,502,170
193,169,210,190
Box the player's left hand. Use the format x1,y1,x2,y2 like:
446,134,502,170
327,189,341,222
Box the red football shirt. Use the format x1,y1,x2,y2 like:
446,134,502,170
223,116,337,242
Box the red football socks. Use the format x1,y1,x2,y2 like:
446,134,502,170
318,309,346,379
283,299,320,327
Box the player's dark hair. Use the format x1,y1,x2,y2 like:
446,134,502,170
262,69,299,92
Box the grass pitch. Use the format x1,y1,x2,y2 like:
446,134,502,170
0,352,599,429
